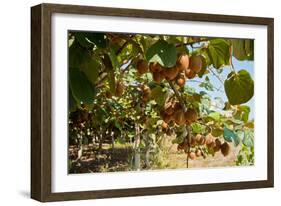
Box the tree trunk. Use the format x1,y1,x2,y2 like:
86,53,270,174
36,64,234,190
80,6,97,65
133,123,141,170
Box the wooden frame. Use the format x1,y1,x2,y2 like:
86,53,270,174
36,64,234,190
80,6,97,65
31,3,274,202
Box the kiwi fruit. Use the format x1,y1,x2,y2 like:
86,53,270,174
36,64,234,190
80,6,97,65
184,109,198,124
195,149,202,157
163,113,173,124
195,134,205,145
164,102,175,115
136,59,149,75
221,142,230,156
173,109,186,125
185,68,196,79
142,84,151,96
188,152,196,160
176,53,189,71
163,66,179,80
176,76,186,87
152,71,164,83
162,121,168,130
115,81,124,97
205,134,215,149
149,62,163,73
214,139,222,152
189,55,203,73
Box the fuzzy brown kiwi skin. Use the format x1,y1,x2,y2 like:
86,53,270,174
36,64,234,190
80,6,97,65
152,71,164,83
214,139,222,152
163,113,173,124
184,109,198,124
173,109,186,125
149,62,163,73
185,68,196,79
163,66,179,80
189,55,203,73
136,59,149,75
221,142,230,156
188,152,196,160
176,53,190,71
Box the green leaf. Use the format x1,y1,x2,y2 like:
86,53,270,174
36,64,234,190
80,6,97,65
74,33,92,48
69,41,89,68
207,39,230,69
191,123,206,134
86,33,107,48
231,39,254,61
208,112,220,121
150,85,168,107
69,68,96,105
80,57,101,85
224,69,254,105
243,130,254,147
223,127,240,146
234,105,250,123
146,40,177,67
211,128,223,137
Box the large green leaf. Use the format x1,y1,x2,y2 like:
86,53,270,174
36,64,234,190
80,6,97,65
207,39,230,69
69,41,89,68
234,105,251,123
146,40,177,67
223,127,240,146
224,69,254,105
231,39,254,61
80,57,101,85
208,112,220,121
69,68,96,105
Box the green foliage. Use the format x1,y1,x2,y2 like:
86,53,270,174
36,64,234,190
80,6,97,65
206,39,230,69
146,40,177,67
223,127,240,146
224,69,254,105
69,68,96,105
231,39,254,61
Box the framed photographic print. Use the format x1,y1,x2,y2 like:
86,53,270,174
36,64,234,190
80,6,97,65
31,3,274,202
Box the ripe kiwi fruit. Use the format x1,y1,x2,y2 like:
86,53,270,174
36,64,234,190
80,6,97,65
176,73,186,87
142,84,151,96
221,142,230,156
214,139,222,152
177,142,185,151
136,59,149,75
152,71,164,83
188,152,196,160
115,81,124,97
163,66,179,80
205,134,215,148
195,134,205,145
185,68,196,79
173,109,186,125
184,109,198,124
190,136,196,147
189,55,203,73
176,53,189,71
149,62,163,73
195,149,202,157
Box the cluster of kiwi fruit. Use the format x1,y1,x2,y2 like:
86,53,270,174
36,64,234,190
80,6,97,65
160,101,198,127
136,53,203,87
177,133,230,160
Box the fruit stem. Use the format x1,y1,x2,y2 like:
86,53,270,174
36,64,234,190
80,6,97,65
167,80,187,112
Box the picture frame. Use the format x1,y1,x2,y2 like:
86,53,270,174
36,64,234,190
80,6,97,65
31,3,274,202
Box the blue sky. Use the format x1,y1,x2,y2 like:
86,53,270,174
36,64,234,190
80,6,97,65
186,57,254,120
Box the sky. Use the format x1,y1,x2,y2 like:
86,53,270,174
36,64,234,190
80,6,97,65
186,57,255,120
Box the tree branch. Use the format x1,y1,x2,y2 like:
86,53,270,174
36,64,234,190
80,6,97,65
167,80,187,112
